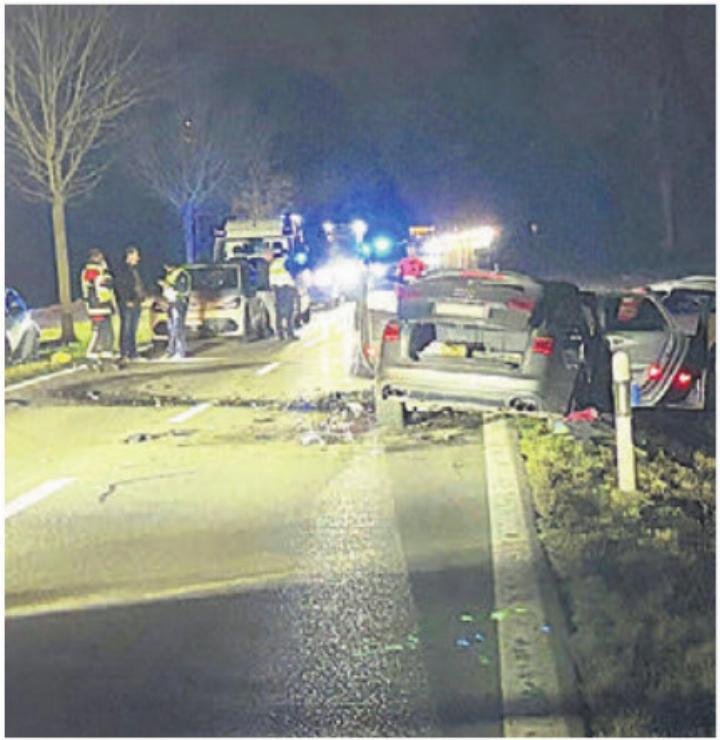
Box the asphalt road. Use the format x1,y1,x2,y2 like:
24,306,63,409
6,305,502,737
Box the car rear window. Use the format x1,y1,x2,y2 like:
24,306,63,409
603,296,666,332
664,289,715,315
189,268,239,291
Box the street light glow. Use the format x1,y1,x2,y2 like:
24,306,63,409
350,219,368,242
374,236,392,254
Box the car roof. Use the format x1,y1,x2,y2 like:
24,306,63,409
646,276,716,293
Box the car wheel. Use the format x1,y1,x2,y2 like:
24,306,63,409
375,389,406,430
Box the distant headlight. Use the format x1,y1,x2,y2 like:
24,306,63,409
334,259,364,287
314,267,334,287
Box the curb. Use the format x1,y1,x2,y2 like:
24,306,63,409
483,417,585,737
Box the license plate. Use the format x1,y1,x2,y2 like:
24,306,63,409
434,301,489,319
439,343,467,358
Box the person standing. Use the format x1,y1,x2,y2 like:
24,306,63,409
115,245,147,360
396,244,427,284
80,249,117,358
159,262,191,359
268,251,298,340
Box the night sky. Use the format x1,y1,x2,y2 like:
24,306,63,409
5,5,715,306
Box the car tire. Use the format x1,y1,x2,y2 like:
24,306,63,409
375,389,406,430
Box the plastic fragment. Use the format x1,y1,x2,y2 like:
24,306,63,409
459,613,475,623
298,431,326,446
540,623,552,634
474,632,485,642
565,407,600,423
490,608,510,621
455,638,471,649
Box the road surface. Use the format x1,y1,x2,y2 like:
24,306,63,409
6,305,512,736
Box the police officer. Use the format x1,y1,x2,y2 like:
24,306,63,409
159,262,191,359
80,248,117,358
268,250,298,340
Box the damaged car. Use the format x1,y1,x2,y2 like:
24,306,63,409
374,270,700,428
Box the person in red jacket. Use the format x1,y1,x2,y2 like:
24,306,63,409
396,244,427,284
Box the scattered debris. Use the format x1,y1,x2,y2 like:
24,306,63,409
550,420,571,435
86,390,101,401
540,623,552,634
123,429,197,444
50,350,73,366
455,637,472,649
98,471,197,503
298,431,326,446
458,613,475,623
5,398,30,407
566,407,600,423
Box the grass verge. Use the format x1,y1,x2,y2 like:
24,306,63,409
516,417,715,737
5,315,154,386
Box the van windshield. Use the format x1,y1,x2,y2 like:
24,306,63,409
189,268,239,292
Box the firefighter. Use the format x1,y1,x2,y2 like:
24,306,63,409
80,249,117,359
268,250,298,340
159,263,191,359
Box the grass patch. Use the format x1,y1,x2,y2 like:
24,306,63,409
5,314,154,386
517,417,715,737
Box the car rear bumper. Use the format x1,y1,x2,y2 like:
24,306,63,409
377,365,549,412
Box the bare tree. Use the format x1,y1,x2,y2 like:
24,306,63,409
130,99,235,263
5,6,141,341
232,126,294,221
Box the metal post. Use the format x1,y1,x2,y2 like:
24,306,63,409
612,350,637,492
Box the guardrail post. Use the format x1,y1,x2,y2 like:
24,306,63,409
612,350,637,492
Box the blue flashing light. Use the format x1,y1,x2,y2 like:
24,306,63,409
294,252,308,266
360,243,372,257
374,236,392,254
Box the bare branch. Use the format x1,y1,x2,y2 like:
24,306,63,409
5,6,142,203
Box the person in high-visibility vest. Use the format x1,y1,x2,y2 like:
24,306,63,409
80,248,117,358
159,263,191,359
267,250,298,340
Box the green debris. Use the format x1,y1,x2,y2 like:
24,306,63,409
459,613,475,622
490,608,511,621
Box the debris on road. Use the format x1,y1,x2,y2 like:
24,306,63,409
123,429,197,444
98,471,197,503
298,431,326,446
566,407,600,423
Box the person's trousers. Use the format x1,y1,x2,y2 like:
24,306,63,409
87,316,114,357
274,286,296,338
259,291,276,335
167,302,188,357
120,303,141,358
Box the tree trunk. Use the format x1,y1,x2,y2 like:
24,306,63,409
181,201,195,263
50,193,77,343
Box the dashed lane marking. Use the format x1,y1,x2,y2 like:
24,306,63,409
168,402,213,424
5,366,86,393
302,336,324,349
256,361,281,376
5,478,77,520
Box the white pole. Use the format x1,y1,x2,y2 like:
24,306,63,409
612,350,637,492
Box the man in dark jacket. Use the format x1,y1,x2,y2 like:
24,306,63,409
115,245,147,359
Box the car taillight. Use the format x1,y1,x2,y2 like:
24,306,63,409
507,297,535,313
382,322,401,343
647,362,663,382
671,369,694,391
531,337,554,356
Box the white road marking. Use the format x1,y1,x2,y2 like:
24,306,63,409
302,336,324,349
5,478,77,520
168,402,213,424
256,361,280,376
5,366,85,393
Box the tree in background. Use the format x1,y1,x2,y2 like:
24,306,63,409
232,124,294,221
5,6,142,342
130,98,236,263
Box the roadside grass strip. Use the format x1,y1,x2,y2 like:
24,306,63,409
483,417,583,737
6,478,77,519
